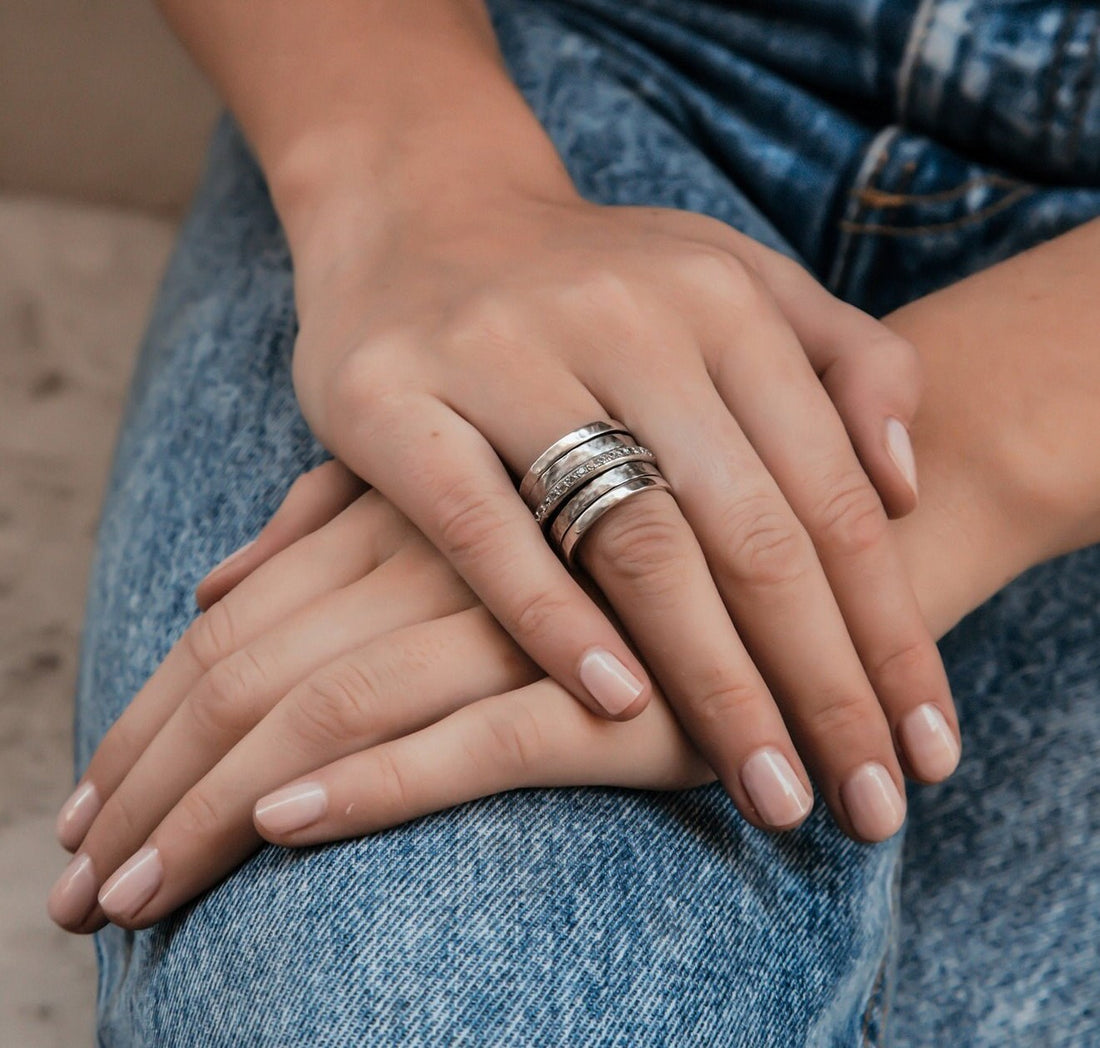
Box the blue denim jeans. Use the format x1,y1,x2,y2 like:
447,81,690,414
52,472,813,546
77,0,1100,1043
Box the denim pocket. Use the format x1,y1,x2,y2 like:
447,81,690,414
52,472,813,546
828,126,1100,316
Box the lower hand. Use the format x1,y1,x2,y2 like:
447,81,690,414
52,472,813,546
48,463,711,934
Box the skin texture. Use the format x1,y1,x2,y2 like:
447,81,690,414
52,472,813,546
146,0,953,839
48,217,1100,934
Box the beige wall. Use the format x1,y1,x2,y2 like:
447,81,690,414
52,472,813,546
0,0,220,213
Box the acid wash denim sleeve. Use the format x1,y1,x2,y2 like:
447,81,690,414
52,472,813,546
74,0,1100,1044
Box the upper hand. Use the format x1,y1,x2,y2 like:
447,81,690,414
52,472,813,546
289,189,957,840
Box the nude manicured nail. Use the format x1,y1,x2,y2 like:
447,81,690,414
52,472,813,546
56,781,100,850
900,703,961,781
254,783,328,835
47,853,98,927
578,648,644,716
841,762,906,841
885,417,918,497
741,748,813,828
209,538,256,576
98,846,162,920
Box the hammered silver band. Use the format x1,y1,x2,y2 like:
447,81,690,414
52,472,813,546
518,420,630,502
520,420,672,566
558,473,672,563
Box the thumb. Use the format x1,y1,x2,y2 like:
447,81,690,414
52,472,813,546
748,250,923,518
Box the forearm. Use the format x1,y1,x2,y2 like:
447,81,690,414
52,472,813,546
154,0,575,264
886,217,1100,637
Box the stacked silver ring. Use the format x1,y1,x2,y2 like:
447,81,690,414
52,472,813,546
520,420,672,565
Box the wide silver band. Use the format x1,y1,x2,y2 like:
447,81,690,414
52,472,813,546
520,419,673,566
530,434,656,525
548,459,664,546
558,474,673,565
518,420,629,503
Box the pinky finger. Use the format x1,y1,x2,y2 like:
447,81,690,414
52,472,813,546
196,459,366,610
253,683,712,846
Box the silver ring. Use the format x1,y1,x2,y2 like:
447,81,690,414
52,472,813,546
530,434,657,525
519,420,630,503
520,419,673,567
559,474,673,565
549,458,666,545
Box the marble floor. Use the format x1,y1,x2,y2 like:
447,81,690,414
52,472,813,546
0,195,177,1046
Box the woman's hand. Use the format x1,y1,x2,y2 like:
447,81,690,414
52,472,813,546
50,214,1100,935
288,187,955,842
152,0,953,855
48,463,711,934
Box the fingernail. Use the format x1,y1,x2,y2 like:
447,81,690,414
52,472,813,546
841,762,906,841
254,783,328,835
208,538,256,577
741,747,813,828
578,648,644,716
885,417,918,497
56,781,100,850
98,846,162,920
47,854,98,927
900,703,960,781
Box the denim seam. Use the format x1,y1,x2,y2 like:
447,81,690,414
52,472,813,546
851,172,1024,208
895,0,939,124
860,950,890,1048
837,184,1036,237
826,125,898,294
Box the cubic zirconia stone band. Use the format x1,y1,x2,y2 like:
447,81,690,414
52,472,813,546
518,420,630,503
519,420,672,566
533,443,656,524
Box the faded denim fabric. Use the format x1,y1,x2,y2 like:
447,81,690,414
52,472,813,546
76,0,1100,1044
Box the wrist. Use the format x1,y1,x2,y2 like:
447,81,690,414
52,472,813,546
882,293,1082,638
268,93,579,284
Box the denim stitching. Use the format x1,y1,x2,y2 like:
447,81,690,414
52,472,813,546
895,0,939,124
838,184,1035,236
851,172,1024,208
827,126,897,294
860,951,889,1047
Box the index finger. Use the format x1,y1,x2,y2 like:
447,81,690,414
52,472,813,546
56,491,407,852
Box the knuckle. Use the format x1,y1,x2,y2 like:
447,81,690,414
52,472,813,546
292,660,380,747
445,290,525,352
874,330,922,380
173,788,226,840
183,601,239,672
805,689,872,740
323,345,414,438
189,650,267,740
812,477,888,558
587,500,687,600
870,637,932,694
482,704,545,776
373,747,416,814
434,477,510,562
719,494,810,588
511,589,574,645
677,246,756,303
569,268,645,340
690,675,761,732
